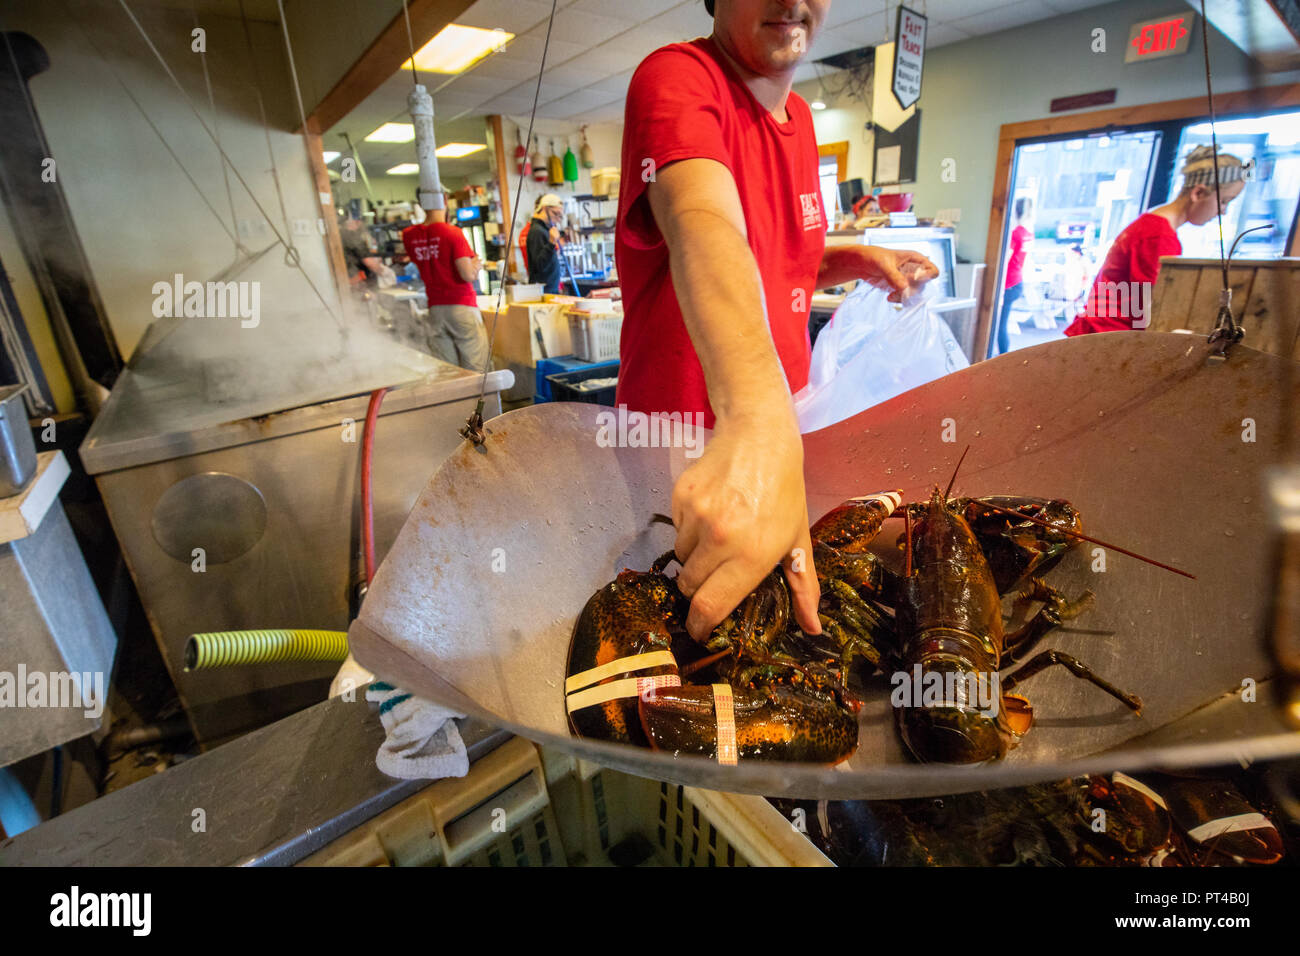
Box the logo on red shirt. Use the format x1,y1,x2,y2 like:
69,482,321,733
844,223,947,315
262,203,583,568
799,192,823,231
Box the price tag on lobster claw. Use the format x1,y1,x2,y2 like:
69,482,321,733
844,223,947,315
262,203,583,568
712,683,738,766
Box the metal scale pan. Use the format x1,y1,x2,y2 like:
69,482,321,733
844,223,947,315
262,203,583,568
349,332,1300,799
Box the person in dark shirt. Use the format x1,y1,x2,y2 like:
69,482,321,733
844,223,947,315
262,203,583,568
340,215,393,287
526,194,565,294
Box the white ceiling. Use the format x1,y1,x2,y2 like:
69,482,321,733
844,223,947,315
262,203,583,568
330,0,1113,179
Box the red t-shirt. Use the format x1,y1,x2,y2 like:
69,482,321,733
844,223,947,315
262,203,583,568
1064,213,1181,335
614,37,827,427
1005,224,1031,288
402,222,477,307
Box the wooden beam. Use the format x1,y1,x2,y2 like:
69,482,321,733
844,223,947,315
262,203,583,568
304,126,350,303
301,0,477,135
976,133,1017,362
978,83,1300,362
488,114,511,234
995,84,1300,144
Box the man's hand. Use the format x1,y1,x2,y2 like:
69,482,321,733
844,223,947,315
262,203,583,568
646,158,822,642
818,245,939,301
672,413,821,641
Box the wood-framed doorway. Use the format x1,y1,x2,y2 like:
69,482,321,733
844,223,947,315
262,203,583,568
975,83,1300,362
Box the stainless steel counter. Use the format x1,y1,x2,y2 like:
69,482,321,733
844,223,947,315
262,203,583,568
0,696,511,866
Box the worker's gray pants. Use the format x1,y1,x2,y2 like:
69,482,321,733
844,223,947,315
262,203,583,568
426,304,491,371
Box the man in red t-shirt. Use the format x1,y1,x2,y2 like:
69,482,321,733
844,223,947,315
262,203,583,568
402,202,490,370
616,0,939,642
1065,145,1248,336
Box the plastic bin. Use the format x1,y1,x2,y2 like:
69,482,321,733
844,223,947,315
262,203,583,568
544,751,832,867
567,310,622,362
546,363,619,406
535,356,618,404
507,283,544,303
299,737,565,867
301,737,830,867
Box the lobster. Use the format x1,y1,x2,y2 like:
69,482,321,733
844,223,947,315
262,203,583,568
821,484,1145,764
564,551,860,764
565,465,1168,766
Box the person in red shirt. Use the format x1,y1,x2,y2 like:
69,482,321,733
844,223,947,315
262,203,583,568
994,197,1034,355
1065,146,1248,336
402,201,490,370
616,0,939,642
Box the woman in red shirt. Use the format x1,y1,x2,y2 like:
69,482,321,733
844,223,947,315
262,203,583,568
994,197,1034,355
1065,146,1248,336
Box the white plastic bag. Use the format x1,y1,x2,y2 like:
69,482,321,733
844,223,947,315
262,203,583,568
794,282,968,433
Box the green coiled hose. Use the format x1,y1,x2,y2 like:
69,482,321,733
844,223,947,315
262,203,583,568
184,629,349,671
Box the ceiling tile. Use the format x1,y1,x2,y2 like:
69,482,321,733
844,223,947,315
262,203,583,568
561,43,648,76
926,22,973,47
455,0,556,33
585,68,634,95
547,7,639,46
544,62,619,87
434,71,520,96
954,0,1056,36
471,51,551,82
825,1,888,29
503,33,591,71
568,0,682,18
541,89,623,116
641,2,714,40
923,0,1007,20
603,25,685,61
1040,0,1111,12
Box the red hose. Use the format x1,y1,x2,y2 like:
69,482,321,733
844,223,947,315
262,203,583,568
361,387,389,585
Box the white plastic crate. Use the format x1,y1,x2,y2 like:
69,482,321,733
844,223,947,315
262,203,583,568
301,736,830,867
547,755,832,867
299,737,566,867
568,310,623,363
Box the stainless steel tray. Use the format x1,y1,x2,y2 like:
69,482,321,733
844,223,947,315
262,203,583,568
350,332,1300,798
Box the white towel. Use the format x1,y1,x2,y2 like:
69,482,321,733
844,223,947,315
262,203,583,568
365,681,469,780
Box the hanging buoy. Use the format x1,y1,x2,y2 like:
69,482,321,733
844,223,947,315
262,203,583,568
532,137,548,183
548,138,564,186
579,126,594,169
563,139,579,185
515,129,529,177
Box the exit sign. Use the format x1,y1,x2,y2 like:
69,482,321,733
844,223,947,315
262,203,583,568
1125,12,1195,62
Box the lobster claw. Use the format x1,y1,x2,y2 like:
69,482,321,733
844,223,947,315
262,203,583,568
638,683,857,765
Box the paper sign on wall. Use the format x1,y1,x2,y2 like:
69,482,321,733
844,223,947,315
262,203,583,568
892,5,927,110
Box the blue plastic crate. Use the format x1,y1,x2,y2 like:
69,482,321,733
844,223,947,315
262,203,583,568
534,356,619,403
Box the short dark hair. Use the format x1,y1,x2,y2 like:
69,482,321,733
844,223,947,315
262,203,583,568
704,0,715,15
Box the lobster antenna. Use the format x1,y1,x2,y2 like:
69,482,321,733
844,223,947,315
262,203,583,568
972,498,1196,580
945,445,971,500
904,505,913,577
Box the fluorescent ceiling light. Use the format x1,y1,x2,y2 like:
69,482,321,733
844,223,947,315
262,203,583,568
403,24,514,74
366,123,415,143
810,99,826,110
386,163,420,175
435,143,487,158
322,151,340,163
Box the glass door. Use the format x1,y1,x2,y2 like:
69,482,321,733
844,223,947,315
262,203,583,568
1170,110,1300,260
990,129,1163,358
